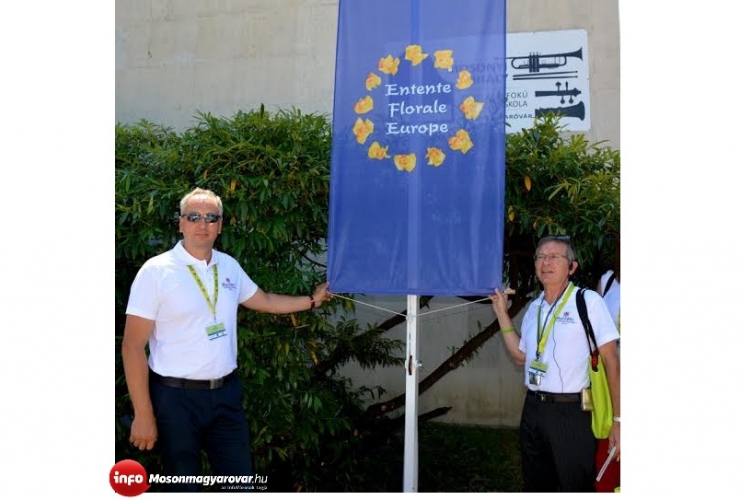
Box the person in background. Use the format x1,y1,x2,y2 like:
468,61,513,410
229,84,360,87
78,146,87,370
490,235,620,492
121,187,332,492
597,240,620,333
594,238,620,492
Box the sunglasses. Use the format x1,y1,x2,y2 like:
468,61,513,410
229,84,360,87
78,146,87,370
181,212,222,224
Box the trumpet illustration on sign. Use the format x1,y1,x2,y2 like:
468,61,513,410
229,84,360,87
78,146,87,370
535,81,582,105
535,101,585,121
507,47,583,73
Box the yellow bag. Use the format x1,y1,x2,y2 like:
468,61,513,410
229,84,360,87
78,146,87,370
577,289,614,439
588,352,613,439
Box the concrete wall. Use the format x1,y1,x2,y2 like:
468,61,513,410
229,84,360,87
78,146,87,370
116,0,619,147
116,0,341,130
116,0,620,426
335,295,527,427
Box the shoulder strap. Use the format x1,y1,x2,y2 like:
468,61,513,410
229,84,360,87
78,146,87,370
576,288,599,357
603,272,616,297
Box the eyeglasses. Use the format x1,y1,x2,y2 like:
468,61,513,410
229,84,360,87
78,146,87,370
181,212,222,224
536,235,575,264
534,254,569,263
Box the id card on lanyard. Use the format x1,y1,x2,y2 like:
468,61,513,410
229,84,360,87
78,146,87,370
529,282,574,386
187,264,226,341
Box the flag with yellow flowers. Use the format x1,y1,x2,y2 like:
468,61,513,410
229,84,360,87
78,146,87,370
327,0,506,295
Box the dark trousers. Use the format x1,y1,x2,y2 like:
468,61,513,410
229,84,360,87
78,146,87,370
150,375,252,492
520,391,596,492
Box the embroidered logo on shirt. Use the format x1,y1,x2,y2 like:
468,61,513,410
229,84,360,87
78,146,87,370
557,311,576,325
221,278,236,291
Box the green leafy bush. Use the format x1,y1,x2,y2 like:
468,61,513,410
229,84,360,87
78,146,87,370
503,115,620,297
115,108,619,491
115,107,401,492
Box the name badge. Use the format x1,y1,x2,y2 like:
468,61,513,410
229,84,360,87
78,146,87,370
530,359,548,374
528,359,548,386
206,322,227,341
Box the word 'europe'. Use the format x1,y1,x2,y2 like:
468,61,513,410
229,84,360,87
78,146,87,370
385,82,452,137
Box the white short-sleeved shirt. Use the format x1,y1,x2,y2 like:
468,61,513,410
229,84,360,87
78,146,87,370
126,241,258,379
600,270,620,328
518,284,619,393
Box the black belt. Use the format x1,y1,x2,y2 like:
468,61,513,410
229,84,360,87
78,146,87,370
527,390,581,403
150,369,236,390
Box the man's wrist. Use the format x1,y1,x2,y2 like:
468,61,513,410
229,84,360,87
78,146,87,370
309,295,316,309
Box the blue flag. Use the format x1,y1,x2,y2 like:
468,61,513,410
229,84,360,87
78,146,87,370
327,0,506,296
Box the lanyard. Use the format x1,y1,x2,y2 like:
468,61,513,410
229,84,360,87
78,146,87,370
187,264,219,320
535,282,574,359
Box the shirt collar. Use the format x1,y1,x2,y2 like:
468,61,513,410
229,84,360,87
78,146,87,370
173,240,218,267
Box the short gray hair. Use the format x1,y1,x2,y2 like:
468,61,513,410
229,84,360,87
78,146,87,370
179,188,223,216
536,235,576,261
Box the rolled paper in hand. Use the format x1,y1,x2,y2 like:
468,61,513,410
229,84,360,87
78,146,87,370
596,445,617,482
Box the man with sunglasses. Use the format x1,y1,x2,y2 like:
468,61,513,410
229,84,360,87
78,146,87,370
121,187,332,491
489,235,620,492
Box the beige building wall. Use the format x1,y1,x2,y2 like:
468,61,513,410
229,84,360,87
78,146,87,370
116,0,619,147
116,0,620,426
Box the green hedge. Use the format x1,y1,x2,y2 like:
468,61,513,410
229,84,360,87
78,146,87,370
115,107,619,491
115,107,401,492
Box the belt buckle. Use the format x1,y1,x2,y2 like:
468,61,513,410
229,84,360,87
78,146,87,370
538,392,548,402
209,378,221,389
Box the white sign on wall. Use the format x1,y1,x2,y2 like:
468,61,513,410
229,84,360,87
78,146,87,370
505,29,590,133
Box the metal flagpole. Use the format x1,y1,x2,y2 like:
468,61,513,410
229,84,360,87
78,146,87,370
405,1,421,488
403,294,419,492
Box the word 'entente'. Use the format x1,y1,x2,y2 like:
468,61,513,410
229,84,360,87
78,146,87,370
383,82,453,136
385,83,452,97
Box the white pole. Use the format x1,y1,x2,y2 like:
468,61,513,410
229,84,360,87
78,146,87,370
402,294,419,492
